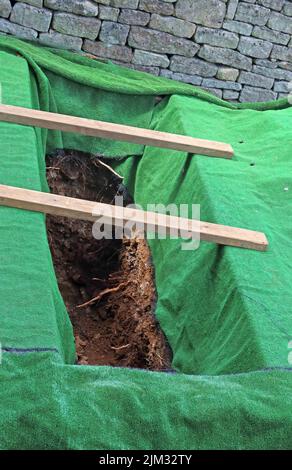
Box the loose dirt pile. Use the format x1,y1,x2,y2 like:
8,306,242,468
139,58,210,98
46,150,172,371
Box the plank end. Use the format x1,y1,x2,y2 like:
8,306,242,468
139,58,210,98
224,144,234,159
245,232,268,252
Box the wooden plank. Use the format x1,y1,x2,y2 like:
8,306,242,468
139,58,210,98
0,185,268,251
0,104,234,159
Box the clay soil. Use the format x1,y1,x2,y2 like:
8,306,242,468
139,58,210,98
46,150,172,371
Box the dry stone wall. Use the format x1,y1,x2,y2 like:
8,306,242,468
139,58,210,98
0,0,292,101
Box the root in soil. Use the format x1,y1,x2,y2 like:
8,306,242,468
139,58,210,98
46,149,172,371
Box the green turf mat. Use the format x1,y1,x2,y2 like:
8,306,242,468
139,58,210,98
0,37,291,450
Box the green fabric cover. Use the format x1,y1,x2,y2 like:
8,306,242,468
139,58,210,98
0,36,291,450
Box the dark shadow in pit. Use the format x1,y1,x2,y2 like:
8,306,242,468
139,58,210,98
46,149,172,371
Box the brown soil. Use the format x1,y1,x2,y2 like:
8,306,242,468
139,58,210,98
46,150,172,371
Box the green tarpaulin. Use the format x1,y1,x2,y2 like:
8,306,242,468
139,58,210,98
0,36,291,450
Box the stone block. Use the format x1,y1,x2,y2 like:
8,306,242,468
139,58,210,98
39,30,83,49
240,85,277,101
99,20,129,44
83,39,133,62
119,8,149,25
175,0,226,28
133,49,169,67
238,36,273,59
195,26,239,49
239,71,274,89
149,14,196,38
198,44,252,71
44,0,99,16
170,55,218,77
0,0,11,18
128,26,199,56
11,3,52,32
53,12,101,39
235,2,270,26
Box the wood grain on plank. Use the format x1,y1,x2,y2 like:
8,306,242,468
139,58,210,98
0,104,234,159
0,185,268,251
